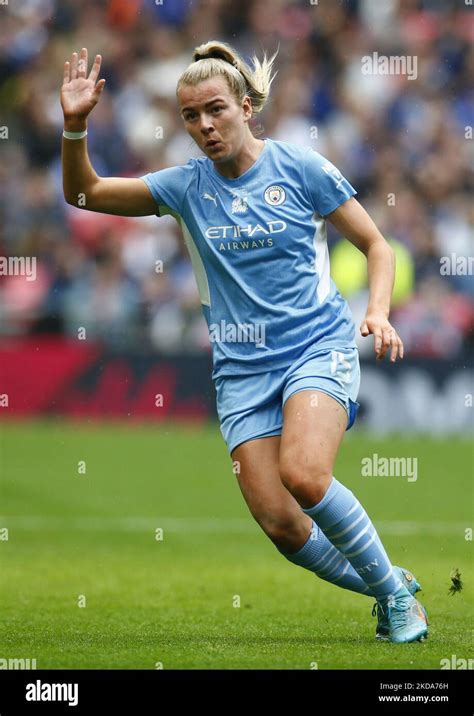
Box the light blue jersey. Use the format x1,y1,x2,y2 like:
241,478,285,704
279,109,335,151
140,138,357,380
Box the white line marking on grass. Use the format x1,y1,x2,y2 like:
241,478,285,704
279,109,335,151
0,516,466,535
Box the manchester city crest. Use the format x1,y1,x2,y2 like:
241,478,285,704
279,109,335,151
264,185,286,206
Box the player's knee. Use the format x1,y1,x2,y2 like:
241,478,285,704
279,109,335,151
256,510,300,543
279,459,332,504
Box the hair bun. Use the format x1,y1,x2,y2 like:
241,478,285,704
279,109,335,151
195,52,239,70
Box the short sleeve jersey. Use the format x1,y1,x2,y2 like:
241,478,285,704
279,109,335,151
140,138,357,380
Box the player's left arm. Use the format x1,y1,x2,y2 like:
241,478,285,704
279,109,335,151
326,196,404,363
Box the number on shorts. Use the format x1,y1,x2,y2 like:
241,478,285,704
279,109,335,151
330,350,352,384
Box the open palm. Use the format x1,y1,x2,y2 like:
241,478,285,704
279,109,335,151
61,47,105,120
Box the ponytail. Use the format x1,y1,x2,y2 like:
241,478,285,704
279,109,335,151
177,40,278,119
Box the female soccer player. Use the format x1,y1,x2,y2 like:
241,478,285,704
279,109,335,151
61,42,428,643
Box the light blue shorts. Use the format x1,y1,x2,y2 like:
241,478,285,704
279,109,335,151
214,345,361,455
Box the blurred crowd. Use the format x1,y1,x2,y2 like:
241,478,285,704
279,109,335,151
0,0,472,359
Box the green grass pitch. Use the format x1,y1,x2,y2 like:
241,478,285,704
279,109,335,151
0,420,472,669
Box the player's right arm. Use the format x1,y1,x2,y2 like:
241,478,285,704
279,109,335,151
61,48,158,217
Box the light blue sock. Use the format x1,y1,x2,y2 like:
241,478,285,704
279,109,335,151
302,476,408,602
277,518,375,595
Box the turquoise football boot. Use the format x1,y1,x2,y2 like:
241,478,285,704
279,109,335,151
382,590,429,643
372,566,424,641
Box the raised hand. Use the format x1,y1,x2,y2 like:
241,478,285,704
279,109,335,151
61,48,106,124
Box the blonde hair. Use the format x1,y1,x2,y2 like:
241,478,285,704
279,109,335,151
176,40,278,123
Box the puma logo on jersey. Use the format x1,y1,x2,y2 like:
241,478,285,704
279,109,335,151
203,192,218,206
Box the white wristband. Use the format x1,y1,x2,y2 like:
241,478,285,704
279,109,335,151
63,128,88,140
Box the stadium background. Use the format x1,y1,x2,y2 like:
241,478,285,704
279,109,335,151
0,0,472,670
